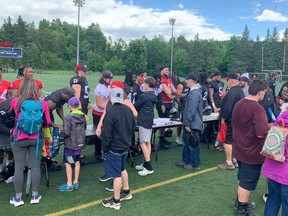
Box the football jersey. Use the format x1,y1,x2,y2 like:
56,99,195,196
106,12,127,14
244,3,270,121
124,82,139,104
70,75,90,106
161,76,174,103
0,80,12,103
208,80,224,108
11,78,43,90
42,88,66,109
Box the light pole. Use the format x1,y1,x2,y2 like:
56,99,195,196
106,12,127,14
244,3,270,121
169,18,176,76
73,0,85,64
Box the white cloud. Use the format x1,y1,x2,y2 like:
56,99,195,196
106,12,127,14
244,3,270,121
255,9,288,22
274,0,288,3
0,0,232,41
178,3,184,9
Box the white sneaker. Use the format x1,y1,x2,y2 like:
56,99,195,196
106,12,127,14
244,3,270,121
263,193,268,202
176,137,183,145
138,167,154,176
135,164,144,170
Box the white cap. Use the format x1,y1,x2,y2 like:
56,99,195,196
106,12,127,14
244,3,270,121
111,87,124,104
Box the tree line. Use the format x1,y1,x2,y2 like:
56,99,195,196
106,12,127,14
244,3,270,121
1,16,288,77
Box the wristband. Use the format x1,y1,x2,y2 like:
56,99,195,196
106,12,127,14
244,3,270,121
212,103,215,107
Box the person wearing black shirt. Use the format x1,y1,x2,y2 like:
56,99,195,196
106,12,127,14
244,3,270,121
70,64,90,115
217,73,245,170
124,71,139,105
267,72,277,97
208,72,224,112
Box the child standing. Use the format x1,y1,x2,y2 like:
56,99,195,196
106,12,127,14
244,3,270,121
134,77,158,176
58,97,86,192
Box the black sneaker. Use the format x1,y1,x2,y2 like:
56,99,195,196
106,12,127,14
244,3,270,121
120,191,133,201
105,185,114,192
234,200,256,211
99,175,113,182
102,197,121,210
161,137,172,145
159,143,169,150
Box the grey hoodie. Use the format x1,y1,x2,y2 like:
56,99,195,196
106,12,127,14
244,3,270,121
182,84,203,130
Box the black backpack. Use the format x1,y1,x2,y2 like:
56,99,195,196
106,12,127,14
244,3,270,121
0,98,15,128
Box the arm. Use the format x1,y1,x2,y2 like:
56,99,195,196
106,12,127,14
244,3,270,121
60,117,71,138
134,94,146,111
101,111,113,152
42,101,52,126
176,84,186,99
95,95,105,109
124,99,138,118
183,92,198,129
72,84,82,109
162,83,175,99
56,107,65,122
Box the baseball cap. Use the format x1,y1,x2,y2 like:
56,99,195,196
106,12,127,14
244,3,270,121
102,71,113,78
227,73,238,80
68,96,80,107
110,87,124,104
111,80,124,89
185,73,198,82
251,74,258,78
240,77,250,83
75,63,88,72
62,87,75,97
270,72,276,77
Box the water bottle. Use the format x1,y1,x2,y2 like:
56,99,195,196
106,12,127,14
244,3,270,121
268,108,276,122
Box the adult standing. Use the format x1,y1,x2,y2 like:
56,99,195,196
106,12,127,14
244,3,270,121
176,73,203,170
267,72,277,97
92,71,113,160
124,71,139,105
157,65,177,149
208,72,224,113
232,80,270,215
217,73,245,170
70,64,90,115
0,67,12,102
9,78,51,206
239,77,250,97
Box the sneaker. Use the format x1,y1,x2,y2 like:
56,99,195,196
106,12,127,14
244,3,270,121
99,175,113,182
30,194,42,204
175,161,185,166
176,137,183,145
58,184,74,192
234,200,256,210
183,164,201,170
138,167,154,176
73,182,79,190
120,191,133,201
102,197,121,210
217,162,235,170
10,195,24,207
263,193,268,202
135,164,144,170
105,185,114,192
233,161,239,168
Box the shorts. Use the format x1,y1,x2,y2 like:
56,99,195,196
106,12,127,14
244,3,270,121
237,161,262,191
63,155,80,164
217,122,227,143
103,151,127,179
224,122,233,144
157,103,173,118
139,126,152,143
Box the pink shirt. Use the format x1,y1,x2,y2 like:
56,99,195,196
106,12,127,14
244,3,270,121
262,111,288,185
10,98,51,141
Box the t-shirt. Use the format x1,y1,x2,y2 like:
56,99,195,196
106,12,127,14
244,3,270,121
92,83,110,115
70,75,90,107
208,80,224,108
124,82,139,105
43,88,66,109
201,83,209,107
12,78,43,90
232,99,270,165
161,76,174,103
0,80,12,103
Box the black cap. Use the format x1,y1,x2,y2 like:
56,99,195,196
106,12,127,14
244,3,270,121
227,73,238,80
270,72,276,77
240,77,250,83
185,73,198,82
102,71,113,78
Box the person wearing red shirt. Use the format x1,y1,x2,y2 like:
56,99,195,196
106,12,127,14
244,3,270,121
11,67,43,96
0,67,12,103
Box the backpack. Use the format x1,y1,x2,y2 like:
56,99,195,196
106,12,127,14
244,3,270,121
260,121,288,162
0,98,15,128
16,100,43,135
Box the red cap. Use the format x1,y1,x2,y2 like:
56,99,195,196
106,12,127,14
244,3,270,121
75,63,88,72
110,80,124,89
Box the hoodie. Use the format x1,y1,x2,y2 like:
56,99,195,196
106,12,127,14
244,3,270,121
61,110,86,150
262,111,288,185
134,91,158,129
182,84,203,131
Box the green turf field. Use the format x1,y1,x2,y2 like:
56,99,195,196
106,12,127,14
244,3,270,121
0,72,281,215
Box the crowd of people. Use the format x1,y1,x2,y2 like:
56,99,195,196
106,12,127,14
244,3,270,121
0,65,288,215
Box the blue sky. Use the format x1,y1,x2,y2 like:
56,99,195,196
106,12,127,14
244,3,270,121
1,0,288,41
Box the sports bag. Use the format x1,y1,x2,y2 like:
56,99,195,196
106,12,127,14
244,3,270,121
260,121,288,162
42,126,61,159
17,100,43,134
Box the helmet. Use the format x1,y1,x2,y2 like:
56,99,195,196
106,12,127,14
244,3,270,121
164,128,173,137
203,105,212,116
168,107,179,120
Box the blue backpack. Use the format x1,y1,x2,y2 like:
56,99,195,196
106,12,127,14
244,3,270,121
17,100,43,134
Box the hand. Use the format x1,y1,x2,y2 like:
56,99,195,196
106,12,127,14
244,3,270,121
85,115,89,121
96,127,101,138
87,103,91,109
161,105,166,113
213,106,220,113
185,127,191,132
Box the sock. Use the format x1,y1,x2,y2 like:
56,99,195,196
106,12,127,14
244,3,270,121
32,191,38,196
226,160,233,165
214,141,219,147
143,161,153,171
73,181,78,184
67,182,73,187
113,196,120,203
16,193,22,199
122,189,130,194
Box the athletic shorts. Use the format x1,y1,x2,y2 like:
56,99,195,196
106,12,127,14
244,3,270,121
139,126,152,143
237,161,262,191
63,155,80,164
103,151,127,179
157,103,173,118
225,122,233,144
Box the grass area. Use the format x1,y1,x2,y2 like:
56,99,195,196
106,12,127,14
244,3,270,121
0,72,281,215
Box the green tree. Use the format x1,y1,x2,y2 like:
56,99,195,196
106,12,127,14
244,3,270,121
103,57,126,75
125,39,147,73
173,48,189,76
